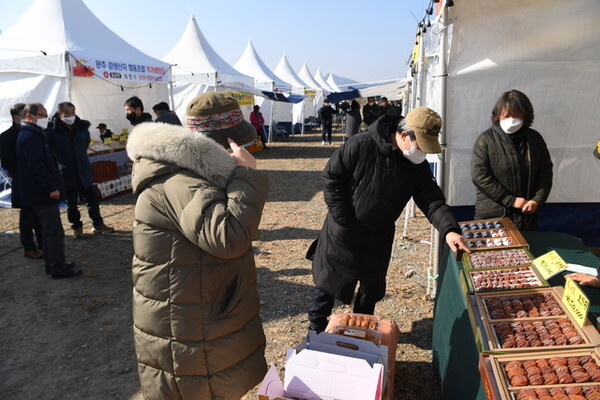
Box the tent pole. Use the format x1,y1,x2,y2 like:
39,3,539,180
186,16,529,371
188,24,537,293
431,1,450,299
65,52,72,102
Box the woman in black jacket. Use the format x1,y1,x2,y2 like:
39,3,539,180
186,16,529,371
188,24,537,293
471,90,553,230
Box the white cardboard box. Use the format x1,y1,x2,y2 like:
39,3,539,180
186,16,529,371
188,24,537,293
257,331,387,400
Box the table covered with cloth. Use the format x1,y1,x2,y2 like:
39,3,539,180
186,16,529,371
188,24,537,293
432,231,600,400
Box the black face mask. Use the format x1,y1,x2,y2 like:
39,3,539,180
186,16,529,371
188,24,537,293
126,112,137,122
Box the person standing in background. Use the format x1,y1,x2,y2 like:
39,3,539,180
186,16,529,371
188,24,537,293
343,99,362,142
0,103,43,259
471,90,553,230
124,96,152,126
16,102,81,279
250,104,269,149
362,96,381,126
152,102,182,126
317,98,337,145
96,123,114,141
46,102,114,238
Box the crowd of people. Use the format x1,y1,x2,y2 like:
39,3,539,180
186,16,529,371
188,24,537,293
4,89,597,400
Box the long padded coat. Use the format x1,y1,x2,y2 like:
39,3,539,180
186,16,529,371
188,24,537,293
310,116,461,303
126,122,269,400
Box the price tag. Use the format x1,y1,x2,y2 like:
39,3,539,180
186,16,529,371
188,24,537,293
533,250,568,280
103,138,112,144
562,276,591,328
119,135,127,142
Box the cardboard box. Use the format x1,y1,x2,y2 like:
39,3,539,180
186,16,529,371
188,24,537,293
257,331,386,400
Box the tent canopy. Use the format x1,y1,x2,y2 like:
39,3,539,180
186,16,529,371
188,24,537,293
163,15,252,88
298,63,323,91
234,41,290,91
314,68,336,93
0,0,170,136
0,0,169,77
274,54,308,92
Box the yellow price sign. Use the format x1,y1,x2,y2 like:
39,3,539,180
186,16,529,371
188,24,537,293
562,276,590,328
119,135,127,142
533,250,567,280
103,138,112,144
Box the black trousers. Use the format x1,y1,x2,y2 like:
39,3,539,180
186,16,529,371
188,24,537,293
308,273,387,332
65,186,103,229
33,204,65,269
321,122,333,142
19,206,43,251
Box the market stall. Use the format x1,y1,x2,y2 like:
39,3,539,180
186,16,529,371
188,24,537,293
432,228,600,400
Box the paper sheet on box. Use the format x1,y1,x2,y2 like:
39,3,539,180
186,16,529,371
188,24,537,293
566,263,598,276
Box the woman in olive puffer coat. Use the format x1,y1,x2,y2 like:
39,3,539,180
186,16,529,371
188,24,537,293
126,119,269,400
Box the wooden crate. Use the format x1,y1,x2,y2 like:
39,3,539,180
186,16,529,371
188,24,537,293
91,160,118,183
474,287,600,353
480,349,600,400
459,217,528,252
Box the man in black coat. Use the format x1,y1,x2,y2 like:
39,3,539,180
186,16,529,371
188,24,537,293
362,96,381,126
317,99,337,145
307,107,469,332
0,103,43,259
46,102,114,238
16,102,81,279
124,96,153,126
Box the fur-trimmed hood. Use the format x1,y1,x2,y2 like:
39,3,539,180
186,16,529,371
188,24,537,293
126,122,236,191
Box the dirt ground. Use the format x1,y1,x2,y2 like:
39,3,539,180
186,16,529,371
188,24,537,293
0,129,441,400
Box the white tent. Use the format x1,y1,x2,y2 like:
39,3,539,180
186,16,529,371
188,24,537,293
298,63,325,117
415,0,600,246
0,0,171,140
162,15,254,119
234,41,292,138
325,73,344,93
314,68,336,93
273,54,315,129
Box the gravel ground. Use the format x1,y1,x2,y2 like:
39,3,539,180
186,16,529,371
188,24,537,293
0,128,441,400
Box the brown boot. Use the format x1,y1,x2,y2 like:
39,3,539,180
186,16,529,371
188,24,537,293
24,250,44,260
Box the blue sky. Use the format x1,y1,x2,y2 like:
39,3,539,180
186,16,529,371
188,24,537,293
0,0,431,83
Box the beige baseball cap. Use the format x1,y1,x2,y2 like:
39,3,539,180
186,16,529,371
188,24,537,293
405,107,443,154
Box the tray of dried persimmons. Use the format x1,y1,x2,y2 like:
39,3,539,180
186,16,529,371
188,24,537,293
479,349,600,400
473,287,600,353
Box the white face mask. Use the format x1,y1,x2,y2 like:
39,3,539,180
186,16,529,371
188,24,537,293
402,142,427,164
36,118,49,129
62,116,76,125
499,118,524,134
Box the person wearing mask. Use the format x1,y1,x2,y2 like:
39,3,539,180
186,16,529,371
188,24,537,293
317,98,337,145
379,97,400,117
96,123,114,141
362,96,381,126
306,107,469,332
471,90,553,230
127,92,269,400
151,102,182,126
46,102,114,238
343,99,363,142
250,104,268,149
124,96,152,126
0,103,43,259
16,102,81,279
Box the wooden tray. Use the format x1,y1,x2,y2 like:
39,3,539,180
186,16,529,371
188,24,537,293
476,287,600,353
480,349,600,400
475,288,570,322
465,265,548,294
459,217,528,252
462,247,534,272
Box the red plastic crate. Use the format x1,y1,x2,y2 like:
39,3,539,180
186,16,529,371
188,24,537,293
91,161,118,183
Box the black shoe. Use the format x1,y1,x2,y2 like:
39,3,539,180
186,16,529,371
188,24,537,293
51,263,83,280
